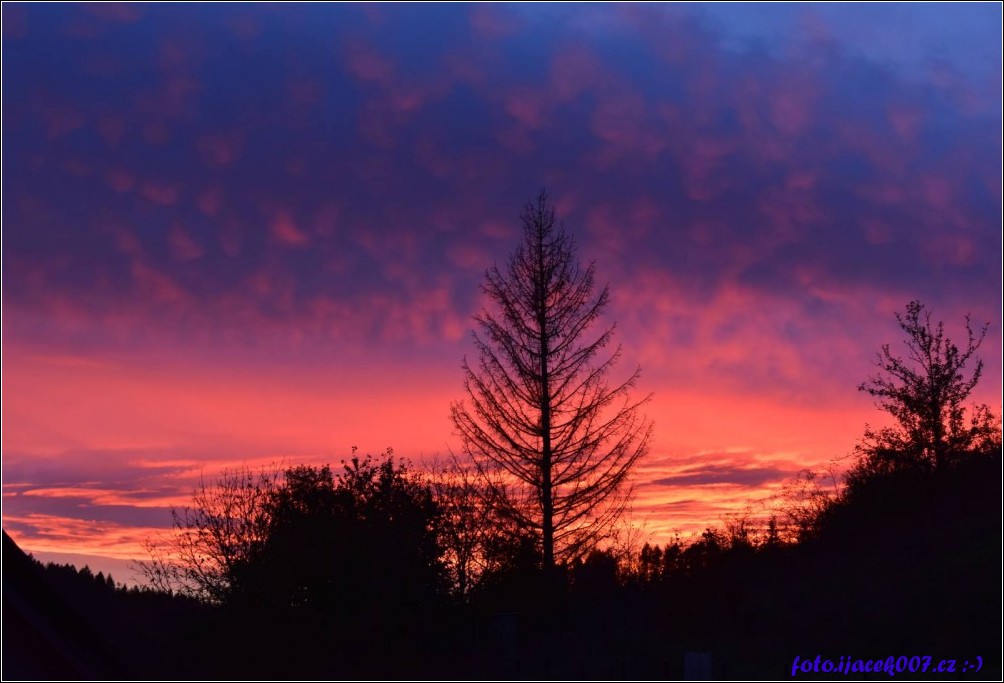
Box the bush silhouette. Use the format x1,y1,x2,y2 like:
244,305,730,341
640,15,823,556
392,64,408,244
244,454,448,618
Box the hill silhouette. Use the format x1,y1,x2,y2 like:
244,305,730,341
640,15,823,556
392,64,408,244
3,530,213,679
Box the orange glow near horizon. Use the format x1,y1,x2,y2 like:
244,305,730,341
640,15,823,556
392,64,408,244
4,342,937,570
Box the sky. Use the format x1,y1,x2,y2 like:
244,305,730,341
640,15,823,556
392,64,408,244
2,3,1001,583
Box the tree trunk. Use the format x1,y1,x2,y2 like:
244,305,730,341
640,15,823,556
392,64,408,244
536,230,554,573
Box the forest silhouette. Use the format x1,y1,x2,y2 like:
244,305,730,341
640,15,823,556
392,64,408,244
2,195,1000,680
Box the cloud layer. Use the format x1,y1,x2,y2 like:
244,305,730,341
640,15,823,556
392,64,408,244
3,4,1000,559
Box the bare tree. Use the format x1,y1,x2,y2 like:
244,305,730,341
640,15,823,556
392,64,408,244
137,466,278,602
451,190,652,570
856,300,999,477
426,456,525,599
772,467,841,542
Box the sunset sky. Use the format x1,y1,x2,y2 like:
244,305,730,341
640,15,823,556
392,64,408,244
3,3,1001,582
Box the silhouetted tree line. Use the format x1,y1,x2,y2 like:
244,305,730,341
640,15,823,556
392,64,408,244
2,530,209,679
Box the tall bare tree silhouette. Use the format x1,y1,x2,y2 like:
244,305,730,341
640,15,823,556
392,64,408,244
451,190,651,571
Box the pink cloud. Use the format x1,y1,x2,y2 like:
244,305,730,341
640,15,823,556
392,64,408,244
43,105,86,139
549,46,608,103
158,39,198,74
129,261,187,304
139,121,169,146
226,13,263,41
344,41,395,84
608,267,926,409
478,219,514,240
245,266,295,307
493,124,535,155
167,224,205,262
106,168,135,193
357,101,398,148
108,225,143,257
18,487,189,510
756,183,826,244
446,244,490,271
136,76,199,125
887,103,924,141
270,210,311,247
855,182,906,207
769,84,815,137
920,174,953,211
442,50,487,90
922,231,977,267
679,136,734,201
584,203,641,257
85,3,142,24
218,218,243,257
97,115,127,147
785,170,817,192
140,181,179,206
504,89,546,129
197,187,223,216
287,78,324,109
310,203,340,238
470,4,522,40
590,93,647,144
4,515,164,561
197,131,244,167
861,218,895,246
413,135,453,178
